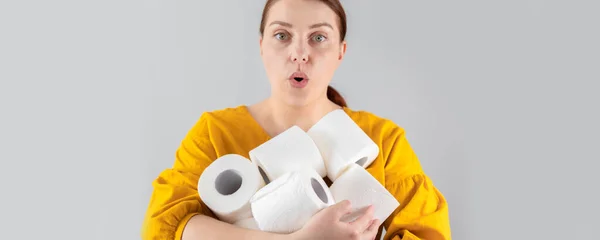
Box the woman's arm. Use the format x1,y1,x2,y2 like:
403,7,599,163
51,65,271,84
141,113,294,239
381,125,452,240
383,174,451,240
182,214,292,240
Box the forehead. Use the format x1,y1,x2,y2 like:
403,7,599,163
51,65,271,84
266,0,339,29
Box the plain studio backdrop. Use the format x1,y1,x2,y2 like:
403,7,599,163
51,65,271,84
1,0,599,239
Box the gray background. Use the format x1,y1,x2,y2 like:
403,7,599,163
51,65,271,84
1,0,598,239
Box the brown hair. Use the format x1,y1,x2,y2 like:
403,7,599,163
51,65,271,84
259,0,348,108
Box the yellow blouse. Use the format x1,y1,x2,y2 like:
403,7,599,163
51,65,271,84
141,105,452,240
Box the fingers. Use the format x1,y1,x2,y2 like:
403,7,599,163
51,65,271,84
365,218,381,232
349,205,374,231
364,219,381,240
331,200,353,220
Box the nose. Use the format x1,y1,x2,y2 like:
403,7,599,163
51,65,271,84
290,45,309,63
292,55,308,63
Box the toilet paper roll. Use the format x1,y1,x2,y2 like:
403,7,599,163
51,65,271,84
249,125,326,182
250,168,334,233
197,154,266,224
307,109,380,181
329,163,400,223
234,218,260,230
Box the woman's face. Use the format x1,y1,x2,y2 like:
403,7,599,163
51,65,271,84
260,0,346,107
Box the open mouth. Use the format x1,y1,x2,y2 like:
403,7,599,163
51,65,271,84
289,72,309,88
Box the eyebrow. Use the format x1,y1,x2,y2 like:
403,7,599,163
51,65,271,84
268,21,333,30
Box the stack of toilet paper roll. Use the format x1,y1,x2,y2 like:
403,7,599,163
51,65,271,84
197,109,400,233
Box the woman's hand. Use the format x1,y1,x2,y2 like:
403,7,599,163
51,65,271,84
290,200,381,240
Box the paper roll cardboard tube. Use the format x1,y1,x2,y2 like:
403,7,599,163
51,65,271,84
197,154,266,223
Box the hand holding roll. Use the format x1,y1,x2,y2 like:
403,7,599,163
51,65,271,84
197,109,401,235
329,163,400,223
290,200,382,240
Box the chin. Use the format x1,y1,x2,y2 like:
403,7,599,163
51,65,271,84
278,93,317,108
282,97,311,107
271,83,323,107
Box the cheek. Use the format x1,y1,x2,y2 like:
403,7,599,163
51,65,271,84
263,40,287,56
263,45,288,66
262,45,289,83
311,47,340,71
312,41,340,59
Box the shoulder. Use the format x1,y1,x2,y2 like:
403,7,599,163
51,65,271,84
343,108,424,179
191,105,259,131
197,105,248,122
342,107,406,141
185,105,254,138
191,105,267,141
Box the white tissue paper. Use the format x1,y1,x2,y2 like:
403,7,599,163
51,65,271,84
197,154,266,224
249,125,326,182
307,109,380,181
329,163,400,223
250,168,334,233
234,218,260,230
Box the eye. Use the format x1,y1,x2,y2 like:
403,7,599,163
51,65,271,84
274,32,288,41
312,34,327,42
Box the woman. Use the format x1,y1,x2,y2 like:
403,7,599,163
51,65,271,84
141,0,451,239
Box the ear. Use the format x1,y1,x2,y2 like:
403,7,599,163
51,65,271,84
338,41,347,60
259,36,264,56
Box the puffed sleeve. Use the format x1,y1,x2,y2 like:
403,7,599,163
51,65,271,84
141,113,218,240
381,126,452,240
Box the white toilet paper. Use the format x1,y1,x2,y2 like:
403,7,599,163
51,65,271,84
249,125,326,182
250,168,334,233
234,218,260,230
197,154,266,224
307,109,380,181
329,163,400,223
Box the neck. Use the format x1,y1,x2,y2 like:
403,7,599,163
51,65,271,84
265,97,340,134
